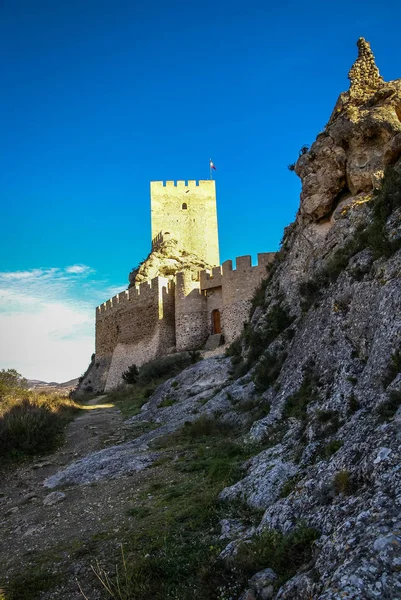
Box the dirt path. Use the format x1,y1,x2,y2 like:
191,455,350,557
0,397,159,599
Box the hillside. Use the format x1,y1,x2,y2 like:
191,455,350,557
1,38,401,600
26,378,80,393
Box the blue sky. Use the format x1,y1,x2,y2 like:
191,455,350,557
1,0,401,381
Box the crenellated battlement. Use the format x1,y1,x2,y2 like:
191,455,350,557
151,180,215,189
93,174,274,387
96,277,174,316
200,253,275,290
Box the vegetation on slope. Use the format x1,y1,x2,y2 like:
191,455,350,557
0,369,79,460
86,416,318,600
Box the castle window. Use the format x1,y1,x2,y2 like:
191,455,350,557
182,203,187,210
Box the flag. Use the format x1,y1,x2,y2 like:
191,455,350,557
210,159,217,171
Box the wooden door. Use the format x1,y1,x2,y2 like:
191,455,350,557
212,310,221,334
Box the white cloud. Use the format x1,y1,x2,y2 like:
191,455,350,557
0,266,125,382
65,264,93,275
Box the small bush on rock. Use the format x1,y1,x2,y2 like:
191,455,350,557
383,349,401,387
333,470,354,495
376,390,401,421
253,351,287,392
122,364,139,385
283,373,319,421
322,439,343,459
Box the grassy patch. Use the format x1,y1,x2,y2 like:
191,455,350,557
348,392,361,414
106,386,156,419
89,417,254,600
280,474,303,498
159,396,177,408
283,373,319,421
3,569,63,600
233,523,319,590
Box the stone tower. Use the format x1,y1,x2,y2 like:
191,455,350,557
150,180,220,267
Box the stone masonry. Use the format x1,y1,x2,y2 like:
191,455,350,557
151,180,219,267
89,181,275,391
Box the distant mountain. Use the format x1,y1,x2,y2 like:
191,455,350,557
26,378,79,391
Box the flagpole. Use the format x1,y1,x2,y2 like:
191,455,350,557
209,158,213,180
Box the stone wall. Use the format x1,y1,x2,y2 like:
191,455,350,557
175,271,209,351
95,277,176,389
150,180,219,267
200,252,276,343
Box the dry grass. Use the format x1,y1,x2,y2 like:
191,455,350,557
0,390,81,459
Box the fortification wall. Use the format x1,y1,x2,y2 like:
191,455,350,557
200,252,276,343
150,180,219,267
95,277,176,390
175,271,209,351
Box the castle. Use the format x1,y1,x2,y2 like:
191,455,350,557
90,179,275,392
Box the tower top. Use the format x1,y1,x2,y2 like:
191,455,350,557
348,37,384,100
150,178,219,267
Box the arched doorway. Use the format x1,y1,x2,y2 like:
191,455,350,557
211,309,221,334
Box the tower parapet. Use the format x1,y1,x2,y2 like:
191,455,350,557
150,180,219,267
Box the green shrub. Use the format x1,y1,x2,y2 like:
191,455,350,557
0,398,72,458
283,373,319,421
122,364,139,384
253,352,287,392
316,409,335,423
348,392,361,414
383,349,401,387
0,368,27,397
315,410,340,436
138,353,193,384
333,470,354,495
322,439,343,459
225,337,242,358
233,523,319,589
159,396,177,408
245,304,294,367
280,475,302,498
376,390,401,421
250,277,269,313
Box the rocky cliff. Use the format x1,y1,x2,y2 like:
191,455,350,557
216,37,401,599
34,38,401,600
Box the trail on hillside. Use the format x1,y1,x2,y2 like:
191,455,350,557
0,396,145,599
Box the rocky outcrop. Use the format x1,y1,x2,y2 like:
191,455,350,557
295,37,401,222
43,38,401,600
128,238,213,287
213,38,401,600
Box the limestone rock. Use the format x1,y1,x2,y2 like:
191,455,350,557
249,568,277,600
295,38,401,222
128,238,213,287
43,491,66,506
